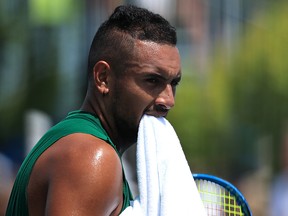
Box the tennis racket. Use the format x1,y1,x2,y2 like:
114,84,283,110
193,174,252,216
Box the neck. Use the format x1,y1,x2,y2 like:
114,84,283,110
80,93,135,155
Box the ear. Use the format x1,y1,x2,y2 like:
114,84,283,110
93,61,110,94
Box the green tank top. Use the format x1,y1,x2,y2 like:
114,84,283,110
6,110,133,216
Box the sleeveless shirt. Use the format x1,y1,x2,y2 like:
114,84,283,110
5,110,133,215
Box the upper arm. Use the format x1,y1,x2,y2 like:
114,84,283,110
39,134,123,216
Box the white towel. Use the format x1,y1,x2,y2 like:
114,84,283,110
121,115,207,216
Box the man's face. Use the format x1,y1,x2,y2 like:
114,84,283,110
107,40,181,145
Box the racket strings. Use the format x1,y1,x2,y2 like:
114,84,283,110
196,179,244,216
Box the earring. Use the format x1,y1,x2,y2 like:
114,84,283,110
103,89,108,96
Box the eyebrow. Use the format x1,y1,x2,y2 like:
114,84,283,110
142,71,181,83
124,61,181,80
143,72,166,79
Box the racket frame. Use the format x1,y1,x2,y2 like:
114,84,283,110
193,173,252,216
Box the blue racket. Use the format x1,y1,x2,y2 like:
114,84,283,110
193,174,252,216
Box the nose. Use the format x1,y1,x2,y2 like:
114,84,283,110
155,84,175,110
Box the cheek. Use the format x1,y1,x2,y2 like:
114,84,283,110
112,77,156,123
111,87,152,143
116,82,153,111
116,90,150,116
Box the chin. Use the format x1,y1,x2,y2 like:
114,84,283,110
117,122,138,144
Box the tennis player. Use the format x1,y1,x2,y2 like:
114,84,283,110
6,4,181,216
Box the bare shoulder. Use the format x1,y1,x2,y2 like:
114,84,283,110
47,133,122,184
47,133,122,173
28,133,123,216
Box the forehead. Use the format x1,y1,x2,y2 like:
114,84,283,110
125,40,181,75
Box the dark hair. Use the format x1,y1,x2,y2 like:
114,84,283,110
87,4,177,80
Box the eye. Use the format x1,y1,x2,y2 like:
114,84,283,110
146,77,160,84
171,78,181,87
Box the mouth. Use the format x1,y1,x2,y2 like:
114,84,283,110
144,105,170,117
156,105,170,117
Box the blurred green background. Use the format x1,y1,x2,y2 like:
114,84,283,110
1,0,288,215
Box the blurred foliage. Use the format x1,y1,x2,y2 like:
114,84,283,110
0,3,59,149
29,0,78,25
168,1,288,180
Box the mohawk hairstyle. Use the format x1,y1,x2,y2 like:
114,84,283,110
87,4,177,80
106,5,177,44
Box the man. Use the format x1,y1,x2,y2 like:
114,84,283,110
6,4,181,216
